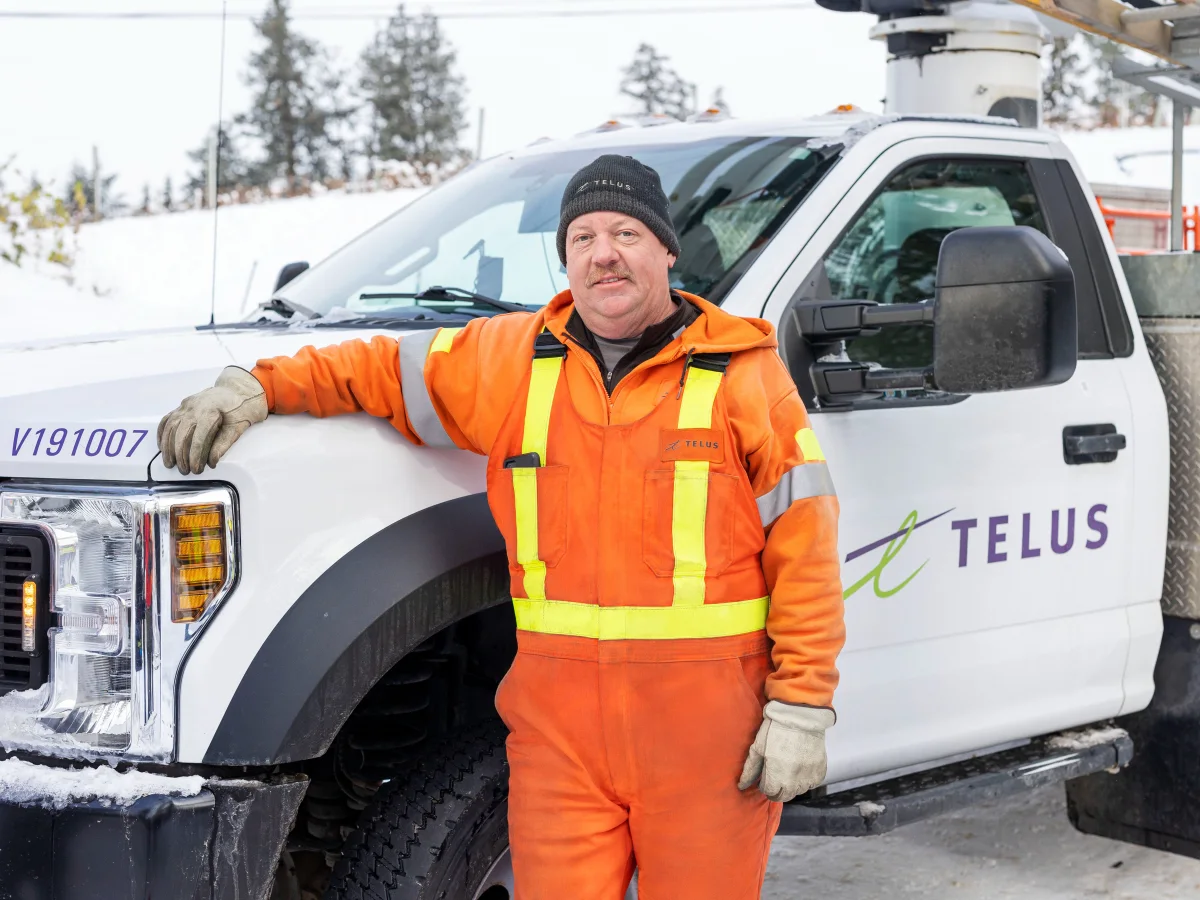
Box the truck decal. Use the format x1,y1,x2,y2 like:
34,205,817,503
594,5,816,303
843,509,949,600
9,426,150,459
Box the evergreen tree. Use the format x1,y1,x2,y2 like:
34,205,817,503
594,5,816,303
186,123,252,203
140,183,152,215
1042,36,1091,126
360,5,468,184
62,162,124,218
162,176,174,211
240,0,346,191
620,44,695,121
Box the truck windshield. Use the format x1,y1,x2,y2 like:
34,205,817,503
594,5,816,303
277,135,836,318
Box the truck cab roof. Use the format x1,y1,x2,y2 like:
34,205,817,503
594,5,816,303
504,108,1045,159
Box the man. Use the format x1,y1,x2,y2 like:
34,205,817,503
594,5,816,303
157,154,845,899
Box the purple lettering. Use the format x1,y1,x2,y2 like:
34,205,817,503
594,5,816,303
951,519,978,567
31,428,45,456
84,429,106,457
126,430,149,458
1021,513,1041,559
988,515,1009,563
1086,504,1109,550
70,429,84,455
11,428,30,456
1051,508,1076,554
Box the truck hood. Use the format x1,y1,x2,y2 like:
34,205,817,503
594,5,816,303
0,324,414,482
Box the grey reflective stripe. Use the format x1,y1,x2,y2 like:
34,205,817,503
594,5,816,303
757,462,837,528
398,330,457,447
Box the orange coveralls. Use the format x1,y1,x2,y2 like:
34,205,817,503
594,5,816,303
252,290,845,900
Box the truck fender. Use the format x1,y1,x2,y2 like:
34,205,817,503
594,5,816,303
200,494,508,765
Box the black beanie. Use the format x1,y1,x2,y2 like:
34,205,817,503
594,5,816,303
556,154,681,265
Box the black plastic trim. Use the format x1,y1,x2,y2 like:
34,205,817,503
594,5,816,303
1055,158,1135,358
780,729,1133,837
203,493,507,765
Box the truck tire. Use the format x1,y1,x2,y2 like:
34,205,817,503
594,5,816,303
326,720,511,900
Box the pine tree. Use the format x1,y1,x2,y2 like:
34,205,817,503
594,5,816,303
162,176,174,212
62,163,124,218
360,5,468,184
139,183,151,215
186,123,252,204
240,0,346,192
1042,36,1091,127
620,44,696,121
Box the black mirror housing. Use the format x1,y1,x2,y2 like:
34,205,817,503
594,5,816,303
274,260,310,293
932,226,1077,393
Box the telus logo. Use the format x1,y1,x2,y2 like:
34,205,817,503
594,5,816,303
950,504,1108,567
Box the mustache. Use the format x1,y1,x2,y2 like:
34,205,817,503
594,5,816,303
585,265,635,288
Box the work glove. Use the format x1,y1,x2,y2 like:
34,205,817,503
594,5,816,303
738,701,835,802
157,367,268,475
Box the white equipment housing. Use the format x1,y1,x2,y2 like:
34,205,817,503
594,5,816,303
871,0,1046,125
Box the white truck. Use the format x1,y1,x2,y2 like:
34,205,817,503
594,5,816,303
1,5,1198,898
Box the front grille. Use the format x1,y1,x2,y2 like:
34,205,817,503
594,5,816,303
0,526,50,693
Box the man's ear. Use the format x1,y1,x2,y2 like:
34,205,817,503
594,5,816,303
667,253,677,268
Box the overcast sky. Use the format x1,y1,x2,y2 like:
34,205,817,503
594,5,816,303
0,0,888,200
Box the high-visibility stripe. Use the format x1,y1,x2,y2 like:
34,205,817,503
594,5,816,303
398,330,457,447
513,596,769,641
671,365,724,607
430,326,463,355
512,353,564,602
796,427,826,462
756,462,837,528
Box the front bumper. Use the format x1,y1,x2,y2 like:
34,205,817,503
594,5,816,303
0,767,307,900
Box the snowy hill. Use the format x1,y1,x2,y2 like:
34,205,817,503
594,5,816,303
0,188,422,341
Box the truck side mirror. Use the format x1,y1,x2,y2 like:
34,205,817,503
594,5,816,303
932,226,1077,393
274,261,310,292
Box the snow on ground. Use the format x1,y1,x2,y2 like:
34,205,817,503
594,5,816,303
765,784,1200,899
0,757,205,810
0,187,422,341
1060,125,1200,200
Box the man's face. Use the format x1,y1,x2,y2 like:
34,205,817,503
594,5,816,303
565,211,675,327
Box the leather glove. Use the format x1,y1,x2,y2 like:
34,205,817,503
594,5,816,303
158,367,268,475
738,701,835,802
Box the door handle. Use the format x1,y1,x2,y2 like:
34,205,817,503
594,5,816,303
1063,424,1126,465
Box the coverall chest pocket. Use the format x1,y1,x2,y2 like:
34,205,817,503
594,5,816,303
498,464,570,569
642,469,737,577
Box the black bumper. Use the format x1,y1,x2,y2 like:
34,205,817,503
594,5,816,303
0,772,307,900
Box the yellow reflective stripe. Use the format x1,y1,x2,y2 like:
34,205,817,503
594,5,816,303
521,357,562,462
513,352,564,602
796,427,826,463
513,468,545,600
430,326,463,355
513,596,769,640
672,365,724,607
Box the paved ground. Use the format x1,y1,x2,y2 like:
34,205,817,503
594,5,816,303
764,784,1200,899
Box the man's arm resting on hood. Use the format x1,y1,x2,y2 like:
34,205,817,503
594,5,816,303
742,356,845,709
251,323,493,452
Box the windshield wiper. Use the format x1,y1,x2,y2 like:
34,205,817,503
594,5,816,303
356,285,530,315
256,296,319,320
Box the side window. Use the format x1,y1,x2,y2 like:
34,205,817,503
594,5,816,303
824,158,1047,369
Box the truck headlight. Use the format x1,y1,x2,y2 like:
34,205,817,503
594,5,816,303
0,486,236,761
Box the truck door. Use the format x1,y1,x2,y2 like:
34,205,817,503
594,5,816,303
762,137,1138,784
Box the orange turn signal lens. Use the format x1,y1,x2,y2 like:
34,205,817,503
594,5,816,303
171,504,227,623
21,577,37,653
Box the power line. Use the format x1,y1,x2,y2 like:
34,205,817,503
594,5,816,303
0,3,814,20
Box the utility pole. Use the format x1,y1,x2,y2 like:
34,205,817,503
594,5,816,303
1172,98,1185,251
476,108,485,160
92,145,102,220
